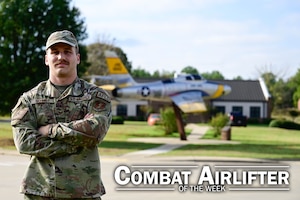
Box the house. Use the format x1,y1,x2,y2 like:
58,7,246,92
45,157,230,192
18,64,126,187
112,98,148,120
211,78,271,119
111,78,272,122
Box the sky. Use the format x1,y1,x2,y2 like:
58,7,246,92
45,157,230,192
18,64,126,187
72,0,300,80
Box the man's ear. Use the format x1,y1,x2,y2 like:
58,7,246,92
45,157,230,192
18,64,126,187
77,53,80,64
45,54,49,66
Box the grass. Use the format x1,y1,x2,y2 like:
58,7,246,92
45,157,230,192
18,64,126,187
1,120,300,159
105,121,181,140
99,121,191,156
0,121,184,155
0,122,15,149
164,125,300,159
99,121,164,155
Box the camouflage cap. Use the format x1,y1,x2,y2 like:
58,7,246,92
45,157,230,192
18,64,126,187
46,30,78,50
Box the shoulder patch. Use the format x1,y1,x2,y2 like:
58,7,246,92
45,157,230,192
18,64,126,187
92,100,107,112
11,108,29,121
96,91,111,103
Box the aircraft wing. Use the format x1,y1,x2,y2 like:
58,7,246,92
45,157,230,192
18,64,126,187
170,91,207,113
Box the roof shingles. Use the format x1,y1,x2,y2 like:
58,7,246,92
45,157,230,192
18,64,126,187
213,80,267,102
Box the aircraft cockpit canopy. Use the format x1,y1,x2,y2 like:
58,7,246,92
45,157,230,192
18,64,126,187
174,74,204,81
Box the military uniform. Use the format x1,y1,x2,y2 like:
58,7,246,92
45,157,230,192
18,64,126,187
11,78,112,199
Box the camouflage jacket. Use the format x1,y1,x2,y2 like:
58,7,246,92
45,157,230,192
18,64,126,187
11,78,112,198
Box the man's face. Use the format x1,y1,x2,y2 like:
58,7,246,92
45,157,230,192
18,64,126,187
45,43,80,79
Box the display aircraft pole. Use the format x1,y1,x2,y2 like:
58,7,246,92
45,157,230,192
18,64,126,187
172,102,187,140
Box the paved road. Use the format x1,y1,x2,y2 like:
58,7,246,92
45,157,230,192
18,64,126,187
1,153,299,200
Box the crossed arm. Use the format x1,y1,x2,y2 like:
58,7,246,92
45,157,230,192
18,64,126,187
39,113,94,136
12,96,112,158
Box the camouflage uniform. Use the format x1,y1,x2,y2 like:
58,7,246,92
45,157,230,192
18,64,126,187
11,78,112,199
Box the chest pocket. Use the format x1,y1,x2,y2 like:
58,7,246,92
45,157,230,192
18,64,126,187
66,94,91,122
33,94,91,124
33,99,56,125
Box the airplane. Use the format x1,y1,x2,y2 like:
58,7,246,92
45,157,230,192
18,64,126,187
90,50,231,113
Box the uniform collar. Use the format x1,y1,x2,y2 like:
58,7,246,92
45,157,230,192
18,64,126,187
45,77,83,98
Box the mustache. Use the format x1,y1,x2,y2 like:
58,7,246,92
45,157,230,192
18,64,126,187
55,60,69,66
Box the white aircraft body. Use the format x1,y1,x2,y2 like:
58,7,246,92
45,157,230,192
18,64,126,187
90,51,231,113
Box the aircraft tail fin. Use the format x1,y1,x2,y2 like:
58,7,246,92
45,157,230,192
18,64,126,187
104,50,137,87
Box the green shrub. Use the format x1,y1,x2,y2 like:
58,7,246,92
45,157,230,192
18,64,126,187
247,118,272,125
160,107,177,135
210,113,229,137
111,116,124,124
288,109,300,122
269,119,300,130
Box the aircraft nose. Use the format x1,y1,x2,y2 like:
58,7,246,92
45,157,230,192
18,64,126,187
223,85,231,95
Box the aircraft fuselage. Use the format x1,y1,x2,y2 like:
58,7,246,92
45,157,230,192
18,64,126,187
112,79,230,102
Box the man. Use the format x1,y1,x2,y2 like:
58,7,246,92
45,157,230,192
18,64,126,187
11,30,112,200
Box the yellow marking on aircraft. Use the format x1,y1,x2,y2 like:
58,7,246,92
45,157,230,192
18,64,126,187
106,57,129,74
212,85,224,98
118,83,133,88
178,102,207,113
99,84,116,91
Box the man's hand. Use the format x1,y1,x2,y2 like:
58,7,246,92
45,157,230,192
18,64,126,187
38,114,93,137
84,113,94,119
39,125,51,136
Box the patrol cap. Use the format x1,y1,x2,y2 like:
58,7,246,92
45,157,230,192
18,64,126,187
46,30,78,50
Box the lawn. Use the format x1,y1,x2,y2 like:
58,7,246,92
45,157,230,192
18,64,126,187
1,121,300,159
99,121,172,156
0,121,178,155
0,122,15,149
164,126,300,159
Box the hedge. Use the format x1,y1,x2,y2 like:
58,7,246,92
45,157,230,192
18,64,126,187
269,119,300,130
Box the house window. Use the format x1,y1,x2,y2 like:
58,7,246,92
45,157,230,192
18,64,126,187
250,107,260,118
116,104,127,116
232,106,243,114
215,106,225,114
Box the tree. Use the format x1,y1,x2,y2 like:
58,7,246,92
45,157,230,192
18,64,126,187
160,70,176,78
132,67,152,78
261,72,277,90
152,70,161,78
272,78,293,109
287,69,300,107
233,76,243,80
210,113,229,137
160,107,177,135
201,70,224,80
260,72,294,110
0,0,87,114
293,86,300,108
85,43,132,76
86,43,111,76
152,70,175,78
181,66,199,75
